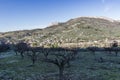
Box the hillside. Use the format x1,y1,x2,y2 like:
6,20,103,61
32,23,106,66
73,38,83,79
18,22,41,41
1,17,120,47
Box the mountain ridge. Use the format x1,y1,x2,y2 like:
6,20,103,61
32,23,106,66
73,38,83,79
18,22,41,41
1,16,120,33
1,16,120,47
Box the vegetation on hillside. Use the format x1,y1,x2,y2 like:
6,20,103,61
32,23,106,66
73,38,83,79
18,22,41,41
1,17,120,47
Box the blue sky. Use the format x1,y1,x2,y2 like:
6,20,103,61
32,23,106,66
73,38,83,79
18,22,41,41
0,0,120,32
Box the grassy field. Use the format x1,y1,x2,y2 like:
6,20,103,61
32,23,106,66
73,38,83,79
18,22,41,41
1,50,120,80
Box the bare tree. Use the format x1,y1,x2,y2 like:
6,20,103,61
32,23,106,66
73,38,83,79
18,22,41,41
0,43,9,54
87,47,98,55
104,47,112,54
10,44,18,55
111,41,118,47
15,42,29,59
42,48,77,80
27,47,42,65
112,47,120,56
111,41,119,56
0,43,10,65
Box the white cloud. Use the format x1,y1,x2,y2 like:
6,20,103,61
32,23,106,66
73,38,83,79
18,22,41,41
104,5,111,13
101,0,112,13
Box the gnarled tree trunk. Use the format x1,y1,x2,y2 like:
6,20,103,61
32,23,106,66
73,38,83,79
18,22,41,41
59,67,64,80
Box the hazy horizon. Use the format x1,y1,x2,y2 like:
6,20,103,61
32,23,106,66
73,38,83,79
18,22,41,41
0,0,120,32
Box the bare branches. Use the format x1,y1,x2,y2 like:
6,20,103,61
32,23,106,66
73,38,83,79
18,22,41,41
42,48,77,80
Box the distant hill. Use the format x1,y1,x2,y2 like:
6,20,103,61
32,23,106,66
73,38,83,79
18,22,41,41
1,17,120,47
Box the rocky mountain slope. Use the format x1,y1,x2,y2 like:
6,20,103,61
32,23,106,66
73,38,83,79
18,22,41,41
1,17,120,47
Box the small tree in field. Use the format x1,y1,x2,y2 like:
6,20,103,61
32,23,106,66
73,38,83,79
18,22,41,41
42,48,77,80
112,47,120,56
10,44,18,55
0,43,9,55
15,42,29,59
111,41,119,56
0,43,10,65
27,47,42,65
104,47,112,54
111,41,118,47
87,47,98,55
